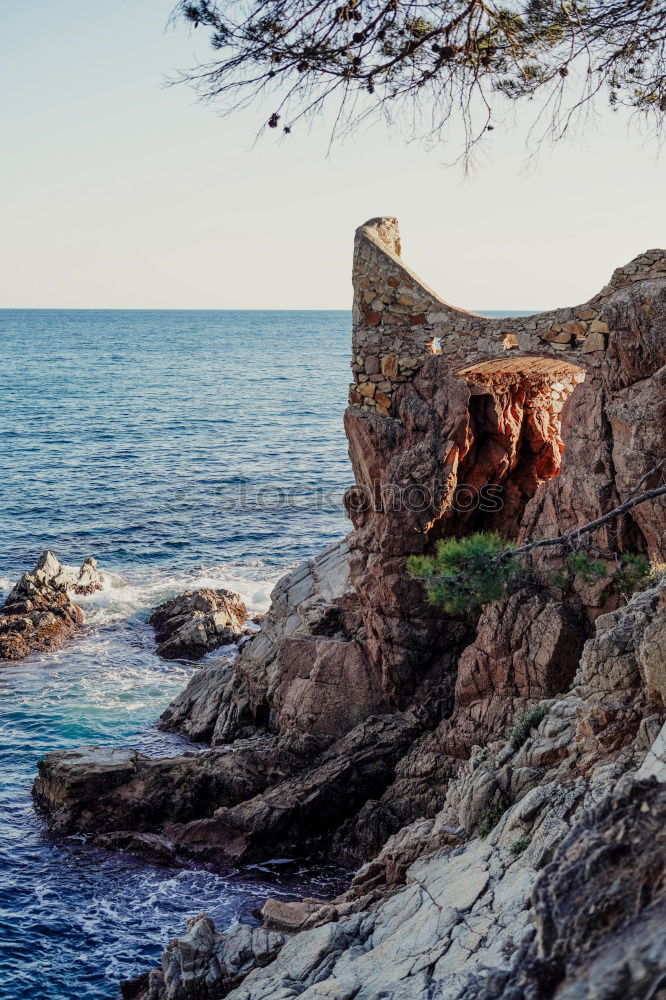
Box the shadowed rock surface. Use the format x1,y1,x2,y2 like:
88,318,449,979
0,550,103,661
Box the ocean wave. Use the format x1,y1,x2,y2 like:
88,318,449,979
72,559,286,629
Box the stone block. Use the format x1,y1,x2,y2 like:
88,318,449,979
364,356,380,375
589,319,609,334
381,354,399,378
363,307,381,327
582,331,607,353
358,381,376,398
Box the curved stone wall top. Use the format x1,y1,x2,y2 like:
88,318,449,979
350,216,666,418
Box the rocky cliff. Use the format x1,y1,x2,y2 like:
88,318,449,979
33,220,666,999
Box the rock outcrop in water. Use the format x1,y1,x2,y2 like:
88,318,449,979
0,550,103,661
149,588,248,661
33,220,666,999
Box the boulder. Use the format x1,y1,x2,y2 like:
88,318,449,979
33,713,422,866
0,550,103,661
149,588,248,661
122,914,284,1000
32,738,301,841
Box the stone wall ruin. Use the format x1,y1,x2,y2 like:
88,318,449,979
350,216,666,418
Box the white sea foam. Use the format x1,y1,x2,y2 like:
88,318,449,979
74,560,287,628
2,557,289,631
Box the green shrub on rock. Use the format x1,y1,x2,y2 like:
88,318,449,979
554,549,658,599
509,835,532,856
567,550,609,584
509,705,548,750
614,553,654,596
477,791,512,838
408,532,522,617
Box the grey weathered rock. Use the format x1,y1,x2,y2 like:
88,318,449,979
159,659,236,743
135,915,285,1000
149,589,248,661
161,538,356,742
0,550,103,661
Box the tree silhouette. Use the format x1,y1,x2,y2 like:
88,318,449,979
173,1,666,158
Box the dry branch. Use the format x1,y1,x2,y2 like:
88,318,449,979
504,481,666,562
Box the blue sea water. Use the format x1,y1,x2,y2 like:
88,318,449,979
0,310,354,1000
0,307,522,999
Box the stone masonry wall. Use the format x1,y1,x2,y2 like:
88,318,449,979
350,216,666,417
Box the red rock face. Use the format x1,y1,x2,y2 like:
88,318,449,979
337,237,666,748
272,635,384,740
446,587,584,754
520,283,666,591
340,358,582,721
246,261,665,749
446,372,574,536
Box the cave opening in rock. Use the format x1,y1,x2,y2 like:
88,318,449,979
452,356,586,537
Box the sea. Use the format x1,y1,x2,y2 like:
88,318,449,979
0,307,517,999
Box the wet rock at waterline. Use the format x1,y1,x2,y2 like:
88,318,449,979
120,915,286,1000
149,588,248,661
0,550,104,661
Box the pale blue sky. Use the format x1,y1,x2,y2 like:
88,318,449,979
1,0,664,309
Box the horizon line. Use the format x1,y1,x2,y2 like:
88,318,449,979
0,305,534,314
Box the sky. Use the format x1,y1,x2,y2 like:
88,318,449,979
1,0,664,311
